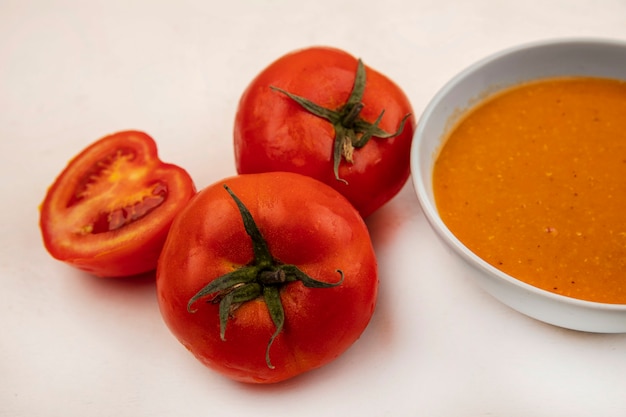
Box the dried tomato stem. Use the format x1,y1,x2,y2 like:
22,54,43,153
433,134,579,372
187,184,344,369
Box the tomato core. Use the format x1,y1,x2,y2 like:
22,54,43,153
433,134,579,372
89,182,167,233
67,147,170,235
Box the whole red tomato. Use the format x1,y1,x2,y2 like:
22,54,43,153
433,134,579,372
156,172,378,384
40,130,196,277
234,46,416,217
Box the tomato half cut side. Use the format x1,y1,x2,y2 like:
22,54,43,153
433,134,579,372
40,130,196,277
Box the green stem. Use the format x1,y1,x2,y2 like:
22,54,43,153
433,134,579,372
342,102,364,127
187,185,344,369
263,286,284,370
271,58,411,183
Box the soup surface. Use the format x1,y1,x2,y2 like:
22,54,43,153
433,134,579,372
433,77,626,304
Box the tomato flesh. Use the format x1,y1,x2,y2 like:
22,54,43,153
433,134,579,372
40,131,196,277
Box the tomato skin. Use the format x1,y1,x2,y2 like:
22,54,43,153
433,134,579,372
234,46,416,217
40,130,196,277
156,172,378,383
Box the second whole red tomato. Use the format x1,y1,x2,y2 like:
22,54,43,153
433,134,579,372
156,172,378,383
234,46,416,217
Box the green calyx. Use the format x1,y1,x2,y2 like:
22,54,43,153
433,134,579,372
187,185,344,369
270,59,412,184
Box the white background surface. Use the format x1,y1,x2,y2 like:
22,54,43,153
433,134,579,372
2,1,626,416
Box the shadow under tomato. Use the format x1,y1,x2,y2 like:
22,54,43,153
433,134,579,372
365,181,421,247
363,183,422,343
70,268,156,289
62,266,159,320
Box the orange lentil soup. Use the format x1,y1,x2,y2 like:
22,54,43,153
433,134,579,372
433,77,626,304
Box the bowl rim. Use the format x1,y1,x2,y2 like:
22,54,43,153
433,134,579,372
411,36,626,311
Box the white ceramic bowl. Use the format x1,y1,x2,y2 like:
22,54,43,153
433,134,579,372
411,38,626,333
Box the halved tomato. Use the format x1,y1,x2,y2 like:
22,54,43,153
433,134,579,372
40,130,196,277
